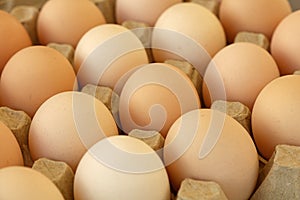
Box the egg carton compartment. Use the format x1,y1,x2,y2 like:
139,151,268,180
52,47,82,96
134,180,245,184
0,0,300,200
0,104,299,200
289,0,300,11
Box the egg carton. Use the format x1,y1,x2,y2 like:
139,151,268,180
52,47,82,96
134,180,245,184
0,0,300,200
176,145,300,200
1,104,300,200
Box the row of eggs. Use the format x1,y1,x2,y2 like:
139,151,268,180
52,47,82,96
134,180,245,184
0,0,300,199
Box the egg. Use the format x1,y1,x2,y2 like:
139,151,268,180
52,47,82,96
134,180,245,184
37,0,106,47
0,121,23,168
74,24,149,90
0,166,64,200
119,63,200,137
29,91,118,171
271,10,300,75
116,0,182,26
0,10,31,74
203,42,280,110
252,75,300,159
164,109,258,200
219,0,292,42
74,135,170,200
152,2,226,75
0,46,77,117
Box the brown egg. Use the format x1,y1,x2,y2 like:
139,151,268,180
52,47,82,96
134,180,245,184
0,46,77,117
0,10,31,74
152,2,226,75
219,0,292,42
29,91,118,171
74,24,149,90
164,109,259,200
74,135,170,200
271,10,300,75
119,63,200,137
116,0,182,26
0,166,64,200
0,121,23,168
252,75,300,159
203,42,280,110
37,0,106,47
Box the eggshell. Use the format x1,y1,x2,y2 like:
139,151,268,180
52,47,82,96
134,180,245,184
252,75,300,159
29,91,118,171
0,46,77,117
203,42,280,110
116,0,182,26
0,166,64,200
271,10,300,75
219,0,292,42
0,121,23,168
37,0,106,47
119,63,200,137
74,24,149,90
0,10,31,74
152,2,226,75
164,109,258,200
74,135,170,200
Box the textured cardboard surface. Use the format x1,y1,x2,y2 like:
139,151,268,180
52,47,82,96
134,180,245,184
289,0,300,11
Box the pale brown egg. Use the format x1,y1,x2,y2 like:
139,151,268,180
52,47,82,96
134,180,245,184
74,135,170,200
116,0,182,26
0,121,23,168
29,91,118,171
152,2,226,75
203,42,280,110
37,0,106,47
219,0,292,42
164,109,259,200
0,10,31,74
0,46,77,117
252,75,300,159
74,24,149,90
271,10,300,75
118,63,200,137
0,166,64,200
